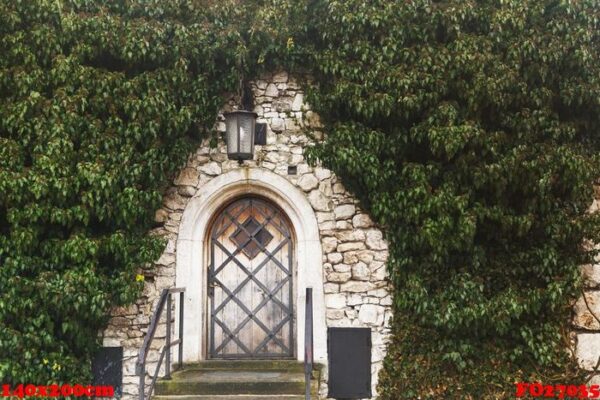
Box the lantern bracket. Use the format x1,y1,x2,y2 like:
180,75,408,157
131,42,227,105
255,123,267,145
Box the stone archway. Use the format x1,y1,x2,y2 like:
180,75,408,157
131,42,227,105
175,167,327,364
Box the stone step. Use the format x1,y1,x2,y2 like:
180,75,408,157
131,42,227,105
179,360,306,372
155,368,318,396
154,396,305,400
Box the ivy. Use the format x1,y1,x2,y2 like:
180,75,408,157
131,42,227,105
291,0,600,397
0,0,250,384
2,0,600,397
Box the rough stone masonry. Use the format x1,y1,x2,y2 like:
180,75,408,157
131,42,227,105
101,70,393,399
574,186,600,384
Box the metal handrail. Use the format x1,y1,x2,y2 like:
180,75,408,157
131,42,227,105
136,287,185,400
304,287,314,400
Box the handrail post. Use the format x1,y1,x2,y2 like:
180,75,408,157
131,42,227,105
136,288,185,400
304,287,313,400
179,291,184,368
165,293,172,380
138,364,145,400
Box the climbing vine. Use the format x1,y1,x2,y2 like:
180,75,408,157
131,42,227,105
292,0,600,398
0,0,252,384
2,0,600,398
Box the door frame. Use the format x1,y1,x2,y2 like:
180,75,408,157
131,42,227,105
176,168,327,364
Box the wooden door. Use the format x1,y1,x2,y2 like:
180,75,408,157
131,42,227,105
208,197,294,359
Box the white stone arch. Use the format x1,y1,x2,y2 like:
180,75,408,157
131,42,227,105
176,167,327,363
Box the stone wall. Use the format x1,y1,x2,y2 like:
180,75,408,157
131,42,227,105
575,187,600,382
101,71,392,399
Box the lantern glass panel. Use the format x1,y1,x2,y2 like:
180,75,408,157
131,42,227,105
225,114,239,155
239,113,255,156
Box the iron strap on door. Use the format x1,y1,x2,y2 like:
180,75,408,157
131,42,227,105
208,197,294,358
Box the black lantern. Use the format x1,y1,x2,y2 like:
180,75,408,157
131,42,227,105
224,110,258,161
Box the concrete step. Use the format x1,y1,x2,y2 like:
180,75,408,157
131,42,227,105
155,366,318,396
154,396,305,400
155,360,320,397
179,360,305,372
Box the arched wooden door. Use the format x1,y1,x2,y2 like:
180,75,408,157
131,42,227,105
208,197,294,359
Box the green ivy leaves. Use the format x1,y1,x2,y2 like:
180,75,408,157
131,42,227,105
0,0,247,385
1,0,599,397
291,0,600,397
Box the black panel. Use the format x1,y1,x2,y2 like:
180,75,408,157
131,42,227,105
328,328,371,399
255,123,267,145
92,347,123,398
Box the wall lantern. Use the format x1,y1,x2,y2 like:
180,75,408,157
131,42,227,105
224,81,267,163
224,110,268,162
224,110,258,162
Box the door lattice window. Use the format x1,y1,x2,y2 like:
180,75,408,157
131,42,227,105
208,197,294,358
230,216,274,260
